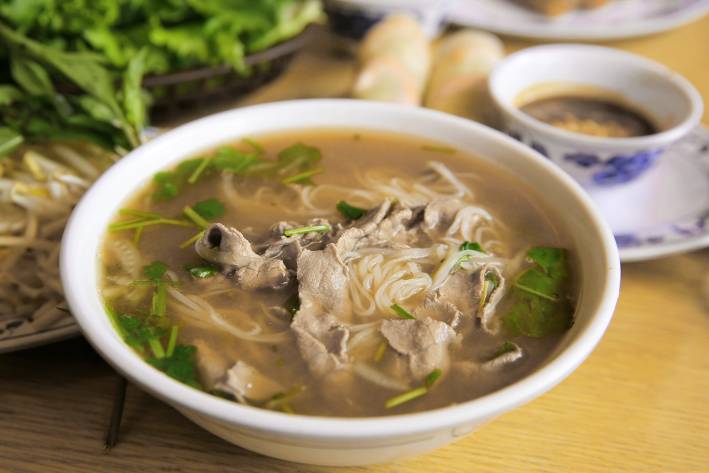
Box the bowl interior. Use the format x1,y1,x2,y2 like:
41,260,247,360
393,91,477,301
60,99,620,439
491,45,698,132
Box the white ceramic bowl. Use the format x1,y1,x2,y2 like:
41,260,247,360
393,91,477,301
489,44,703,188
60,100,620,466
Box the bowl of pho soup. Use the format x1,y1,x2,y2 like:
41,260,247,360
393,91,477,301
61,100,620,466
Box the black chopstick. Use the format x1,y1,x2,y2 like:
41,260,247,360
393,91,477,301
104,375,127,451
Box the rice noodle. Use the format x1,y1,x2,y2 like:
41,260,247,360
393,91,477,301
353,362,410,391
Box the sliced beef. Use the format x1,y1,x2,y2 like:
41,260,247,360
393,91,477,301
433,264,505,334
334,200,415,251
215,361,283,402
195,223,291,291
414,298,463,329
422,197,465,237
259,218,331,269
380,317,455,380
482,342,523,371
291,310,350,376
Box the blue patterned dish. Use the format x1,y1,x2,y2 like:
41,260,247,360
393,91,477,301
588,126,709,262
490,44,703,189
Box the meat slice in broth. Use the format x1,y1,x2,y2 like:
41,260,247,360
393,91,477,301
195,223,291,290
215,361,283,402
381,317,456,380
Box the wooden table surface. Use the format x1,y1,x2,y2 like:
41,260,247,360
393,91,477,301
2,16,709,473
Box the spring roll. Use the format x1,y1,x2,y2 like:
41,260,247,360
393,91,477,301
424,30,504,124
353,14,430,105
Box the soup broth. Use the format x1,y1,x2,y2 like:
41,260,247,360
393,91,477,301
520,95,657,138
101,129,576,417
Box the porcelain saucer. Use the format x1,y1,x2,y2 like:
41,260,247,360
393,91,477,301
587,126,709,262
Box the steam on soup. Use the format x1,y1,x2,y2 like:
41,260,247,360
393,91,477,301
100,130,576,417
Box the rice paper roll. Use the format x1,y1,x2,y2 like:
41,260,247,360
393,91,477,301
424,30,504,124
353,14,430,105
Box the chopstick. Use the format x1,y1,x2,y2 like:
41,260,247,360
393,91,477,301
104,375,127,451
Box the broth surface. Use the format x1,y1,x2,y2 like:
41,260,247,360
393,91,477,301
521,95,657,138
101,129,576,417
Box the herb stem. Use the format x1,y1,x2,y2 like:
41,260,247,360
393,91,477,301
148,338,165,359
281,167,324,184
179,230,204,249
183,206,210,229
385,387,428,409
187,157,212,184
283,224,331,237
166,326,179,357
119,208,162,219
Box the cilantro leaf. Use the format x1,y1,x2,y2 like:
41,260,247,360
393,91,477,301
143,261,168,280
336,201,367,220
211,147,259,173
460,241,485,253
502,247,574,338
493,341,517,358
193,198,225,221
116,314,166,352
148,345,203,389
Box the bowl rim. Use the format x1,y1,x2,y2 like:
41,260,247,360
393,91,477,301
489,43,704,149
60,99,620,440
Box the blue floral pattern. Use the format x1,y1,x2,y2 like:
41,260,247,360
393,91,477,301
564,149,662,185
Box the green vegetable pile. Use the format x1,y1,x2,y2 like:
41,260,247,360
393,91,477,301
0,0,322,74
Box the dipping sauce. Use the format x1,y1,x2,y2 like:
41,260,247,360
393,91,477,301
520,96,657,138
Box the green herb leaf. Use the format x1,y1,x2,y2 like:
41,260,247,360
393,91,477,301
115,314,166,352
193,198,225,221
143,261,168,280
186,264,219,279
10,55,54,96
148,345,203,389
337,201,367,220
459,241,484,253
391,303,416,320
122,48,149,132
503,247,574,338
212,147,259,173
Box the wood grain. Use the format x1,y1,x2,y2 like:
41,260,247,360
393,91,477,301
2,14,709,473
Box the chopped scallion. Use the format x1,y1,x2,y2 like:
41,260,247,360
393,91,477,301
148,338,165,359
391,303,416,320
283,224,331,237
385,387,428,409
425,368,442,388
187,156,212,184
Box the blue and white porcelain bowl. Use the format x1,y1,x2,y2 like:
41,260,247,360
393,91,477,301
489,44,703,188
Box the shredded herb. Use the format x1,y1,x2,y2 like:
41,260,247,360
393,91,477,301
373,340,388,363
282,167,324,184
187,156,213,184
421,144,456,155
186,264,219,279
283,224,330,237
150,283,168,318
242,138,264,155
337,200,367,220
391,303,416,320
385,387,428,409
108,215,193,232
166,326,179,358
425,368,443,388
503,247,574,338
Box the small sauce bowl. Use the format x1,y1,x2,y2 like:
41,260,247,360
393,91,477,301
489,44,703,187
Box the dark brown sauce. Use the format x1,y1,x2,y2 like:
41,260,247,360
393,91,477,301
521,96,657,138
